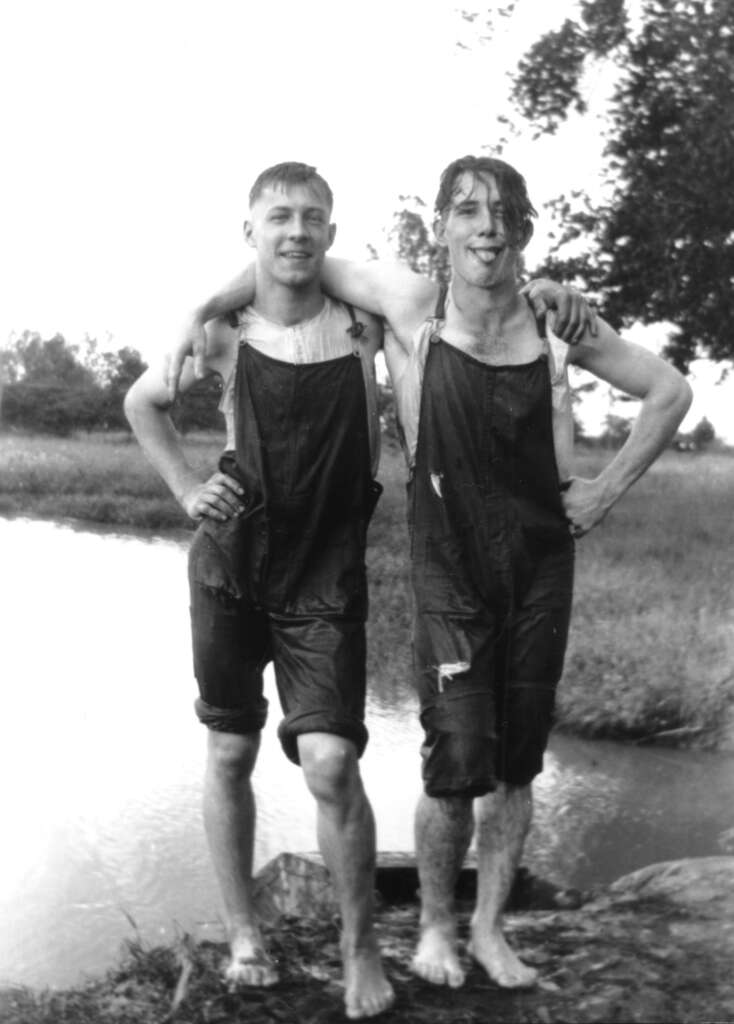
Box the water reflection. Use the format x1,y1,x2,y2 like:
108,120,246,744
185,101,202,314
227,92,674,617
0,517,732,989
531,734,734,889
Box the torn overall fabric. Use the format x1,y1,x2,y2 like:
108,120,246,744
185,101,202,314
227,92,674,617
189,315,381,764
409,289,574,797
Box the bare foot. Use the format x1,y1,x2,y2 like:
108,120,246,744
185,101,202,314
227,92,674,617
468,928,538,989
411,923,465,988
224,931,279,989
343,944,395,1020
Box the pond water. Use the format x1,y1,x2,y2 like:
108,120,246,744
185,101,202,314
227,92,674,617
1,516,732,989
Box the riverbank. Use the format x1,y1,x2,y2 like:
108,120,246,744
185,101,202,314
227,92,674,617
2,431,733,747
3,856,733,1023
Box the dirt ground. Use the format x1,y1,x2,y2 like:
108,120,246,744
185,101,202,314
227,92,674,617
3,859,734,1024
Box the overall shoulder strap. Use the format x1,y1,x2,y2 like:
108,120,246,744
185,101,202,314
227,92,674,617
428,284,449,343
434,284,448,320
344,301,366,353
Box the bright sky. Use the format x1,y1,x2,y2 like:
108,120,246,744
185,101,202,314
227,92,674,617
1,0,731,440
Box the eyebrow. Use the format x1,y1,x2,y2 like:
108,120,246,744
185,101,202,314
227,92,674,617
268,205,326,215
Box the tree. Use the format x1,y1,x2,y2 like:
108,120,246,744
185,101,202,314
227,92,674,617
510,0,734,371
3,330,97,388
98,347,149,430
692,416,715,448
0,332,150,435
601,411,633,449
387,197,450,283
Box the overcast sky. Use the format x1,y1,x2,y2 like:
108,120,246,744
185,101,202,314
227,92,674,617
2,0,731,439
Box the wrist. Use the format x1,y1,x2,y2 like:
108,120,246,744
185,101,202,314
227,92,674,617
594,471,621,514
173,469,201,508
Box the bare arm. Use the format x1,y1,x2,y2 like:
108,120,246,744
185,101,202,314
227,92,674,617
320,257,435,336
167,257,435,397
166,265,257,396
126,325,245,522
169,259,599,395
321,260,600,346
563,320,693,536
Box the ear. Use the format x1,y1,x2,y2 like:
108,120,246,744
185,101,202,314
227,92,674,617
243,219,256,250
433,215,448,247
519,220,534,251
326,222,337,249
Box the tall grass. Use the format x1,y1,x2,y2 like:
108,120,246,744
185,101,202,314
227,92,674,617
0,430,223,529
367,445,734,747
2,429,733,744
560,449,734,744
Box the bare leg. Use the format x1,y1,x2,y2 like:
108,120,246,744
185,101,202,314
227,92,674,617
203,730,278,988
412,792,474,987
469,782,537,988
298,733,394,1020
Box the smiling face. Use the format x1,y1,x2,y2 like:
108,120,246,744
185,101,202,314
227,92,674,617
244,182,336,288
435,170,532,291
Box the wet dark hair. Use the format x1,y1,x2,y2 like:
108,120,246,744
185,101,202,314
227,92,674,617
434,155,537,246
248,162,334,211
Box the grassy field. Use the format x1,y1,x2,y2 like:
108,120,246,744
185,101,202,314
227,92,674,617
2,429,733,746
0,430,215,529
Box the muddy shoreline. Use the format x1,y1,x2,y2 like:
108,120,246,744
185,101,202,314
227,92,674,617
3,857,733,1023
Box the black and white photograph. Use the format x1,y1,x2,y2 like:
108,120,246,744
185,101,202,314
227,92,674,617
1,1,733,1021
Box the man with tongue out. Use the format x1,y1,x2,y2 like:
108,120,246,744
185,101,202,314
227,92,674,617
309,154,689,992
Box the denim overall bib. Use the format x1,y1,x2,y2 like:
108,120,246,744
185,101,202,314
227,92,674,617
189,306,381,761
410,288,574,796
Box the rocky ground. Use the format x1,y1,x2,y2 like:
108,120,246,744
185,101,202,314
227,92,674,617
2,857,734,1024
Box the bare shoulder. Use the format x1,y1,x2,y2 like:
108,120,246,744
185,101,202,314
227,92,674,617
374,261,439,333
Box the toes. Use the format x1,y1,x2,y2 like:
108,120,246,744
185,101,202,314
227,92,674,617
224,953,279,989
499,964,538,989
411,956,465,988
468,939,538,989
345,984,395,1019
446,965,466,989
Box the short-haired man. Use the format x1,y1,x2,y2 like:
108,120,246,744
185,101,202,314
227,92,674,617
125,162,394,1019
166,156,625,997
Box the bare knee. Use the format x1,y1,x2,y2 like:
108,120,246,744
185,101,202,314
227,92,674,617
474,782,532,827
207,730,260,783
298,733,360,804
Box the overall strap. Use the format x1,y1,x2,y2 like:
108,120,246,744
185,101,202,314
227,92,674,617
344,301,366,354
429,284,449,344
340,299,380,478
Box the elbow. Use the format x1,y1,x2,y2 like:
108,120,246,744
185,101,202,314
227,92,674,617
657,375,693,434
122,387,135,428
123,382,144,431
675,377,694,423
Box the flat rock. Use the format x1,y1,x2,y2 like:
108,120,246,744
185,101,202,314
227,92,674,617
253,851,585,922
609,855,734,914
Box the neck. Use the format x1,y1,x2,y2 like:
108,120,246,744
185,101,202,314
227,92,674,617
449,276,523,333
251,269,325,326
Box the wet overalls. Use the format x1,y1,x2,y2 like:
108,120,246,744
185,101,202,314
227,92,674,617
409,288,574,797
189,306,381,763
